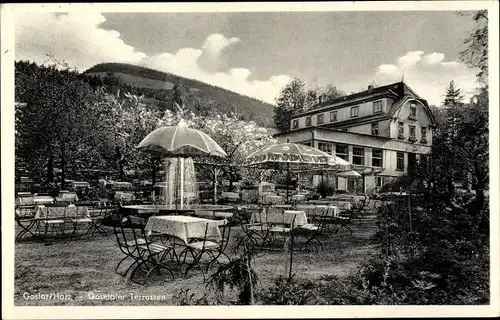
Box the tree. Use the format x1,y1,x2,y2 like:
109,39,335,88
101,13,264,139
319,84,345,101
459,10,488,84
95,92,164,181
443,80,464,109
15,62,102,188
273,78,309,132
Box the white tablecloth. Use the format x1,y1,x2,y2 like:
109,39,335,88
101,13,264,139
145,215,222,244
115,192,135,201
35,206,89,219
314,205,340,217
252,210,307,227
16,197,35,206
329,201,352,210
291,194,306,201
222,192,239,199
264,195,283,204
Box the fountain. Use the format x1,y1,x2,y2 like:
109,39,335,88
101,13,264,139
121,120,233,216
162,157,198,208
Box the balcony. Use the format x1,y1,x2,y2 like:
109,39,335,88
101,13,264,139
408,114,417,121
409,135,417,143
397,133,406,140
420,138,428,144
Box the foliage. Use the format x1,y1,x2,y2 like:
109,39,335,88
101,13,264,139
315,180,335,198
171,288,215,306
207,234,259,305
15,61,103,187
459,10,488,84
273,78,317,132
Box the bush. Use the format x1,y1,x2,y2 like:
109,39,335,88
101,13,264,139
316,181,334,198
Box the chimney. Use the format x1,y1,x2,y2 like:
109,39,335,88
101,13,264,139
318,96,323,104
367,85,374,91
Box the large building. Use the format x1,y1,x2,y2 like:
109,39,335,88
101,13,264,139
274,81,436,194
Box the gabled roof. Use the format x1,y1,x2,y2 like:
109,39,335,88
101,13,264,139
294,81,422,117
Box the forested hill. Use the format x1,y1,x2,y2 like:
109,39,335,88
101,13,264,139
84,63,276,127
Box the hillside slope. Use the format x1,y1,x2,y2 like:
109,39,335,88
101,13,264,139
85,63,276,127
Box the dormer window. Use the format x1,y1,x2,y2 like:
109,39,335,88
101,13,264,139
292,119,298,129
373,101,382,114
330,111,337,122
409,103,417,120
305,116,312,127
350,106,359,118
317,113,324,125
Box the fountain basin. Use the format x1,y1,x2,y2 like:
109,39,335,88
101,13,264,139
121,204,234,215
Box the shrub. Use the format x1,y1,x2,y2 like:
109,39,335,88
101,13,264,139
316,181,334,198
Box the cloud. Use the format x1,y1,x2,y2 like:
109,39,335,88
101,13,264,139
15,12,291,105
15,12,147,70
375,51,478,106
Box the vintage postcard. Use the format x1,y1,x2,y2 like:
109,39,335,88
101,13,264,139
1,1,499,319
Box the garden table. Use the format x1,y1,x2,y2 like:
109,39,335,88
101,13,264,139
291,194,306,202
315,205,340,217
32,196,54,205
35,205,89,219
264,195,283,204
16,197,35,206
221,192,239,200
145,215,222,244
253,210,307,227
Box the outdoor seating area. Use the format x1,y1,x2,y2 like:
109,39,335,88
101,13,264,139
13,117,388,304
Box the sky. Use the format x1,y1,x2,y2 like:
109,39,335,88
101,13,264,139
14,10,481,106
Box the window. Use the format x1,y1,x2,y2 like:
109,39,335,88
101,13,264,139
353,147,364,165
421,126,427,143
373,101,382,114
317,113,324,125
372,149,383,167
409,125,416,140
371,122,379,135
350,106,359,118
330,111,337,122
336,144,348,161
292,119,298,129
318,142,332,154
396,152,404,171
305,116,312,127
409,103,417,120
398,122,405,139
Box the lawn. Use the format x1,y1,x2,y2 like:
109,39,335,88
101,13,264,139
14,217,379,306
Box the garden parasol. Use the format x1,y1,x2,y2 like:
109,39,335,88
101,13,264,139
245,142,345,202
337,170,362,178
137,120,227,208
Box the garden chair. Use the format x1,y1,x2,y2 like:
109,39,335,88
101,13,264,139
331,210,354,235
239,207,271,248
112,216,146,277
180,219,231,281
127,216,175,285
86,205,113,238
37,205,67,238
351,195,369,222
68,206,93,240
297,207,329,253
268,211,297,250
